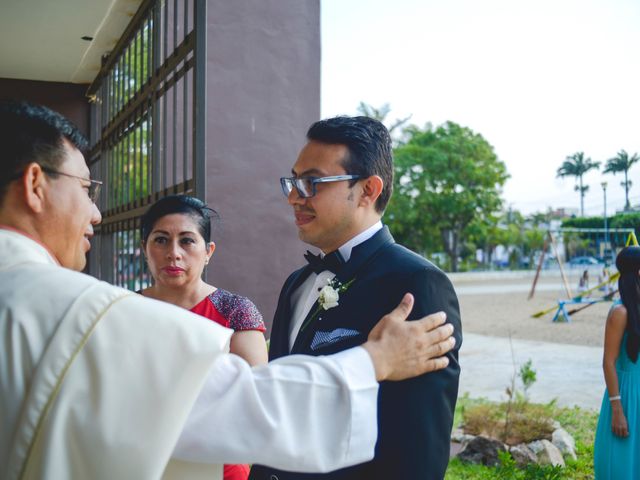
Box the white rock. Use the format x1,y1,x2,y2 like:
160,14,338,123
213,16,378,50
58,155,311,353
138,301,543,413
532,439,565,467
552,427,577,460
509,443,537,467
451,429,475,444
527,440,544,454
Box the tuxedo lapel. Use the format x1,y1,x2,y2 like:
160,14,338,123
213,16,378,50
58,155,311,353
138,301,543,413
290,227,396,354
335,226,395,284
270,266,315,358
290,295,321,353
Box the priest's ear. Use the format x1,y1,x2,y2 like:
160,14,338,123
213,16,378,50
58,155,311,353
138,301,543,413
22,162,47,214
358,175,383,209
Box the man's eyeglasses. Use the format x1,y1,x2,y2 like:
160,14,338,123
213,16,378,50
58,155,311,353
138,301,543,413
42,167,103,203
280,175,361,198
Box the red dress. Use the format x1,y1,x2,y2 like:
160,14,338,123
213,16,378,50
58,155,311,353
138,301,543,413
190,289,265,480
190,289,266,333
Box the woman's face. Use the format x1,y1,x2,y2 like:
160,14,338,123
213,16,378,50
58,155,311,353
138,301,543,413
144,213,214,290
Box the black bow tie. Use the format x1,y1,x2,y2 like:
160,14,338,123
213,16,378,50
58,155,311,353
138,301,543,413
304,250,345,274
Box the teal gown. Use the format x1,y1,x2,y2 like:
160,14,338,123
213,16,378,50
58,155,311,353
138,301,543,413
594,332,640,479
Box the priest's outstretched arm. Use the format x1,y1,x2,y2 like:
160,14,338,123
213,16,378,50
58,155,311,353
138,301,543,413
173,293,454,472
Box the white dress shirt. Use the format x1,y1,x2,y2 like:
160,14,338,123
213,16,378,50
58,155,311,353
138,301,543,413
288,221,383,349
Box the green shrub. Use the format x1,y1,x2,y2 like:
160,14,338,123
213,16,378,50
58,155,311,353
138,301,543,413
448,397,598,479
463,401,555,445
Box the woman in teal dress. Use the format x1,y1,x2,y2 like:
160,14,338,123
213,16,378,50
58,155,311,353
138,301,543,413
594,246,640,479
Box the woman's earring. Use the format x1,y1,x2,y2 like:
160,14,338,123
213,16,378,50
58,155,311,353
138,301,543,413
205,257,210,265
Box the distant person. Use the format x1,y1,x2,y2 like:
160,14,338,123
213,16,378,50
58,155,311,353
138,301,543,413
0,100,457,478
139,194,269,480
250,116,462,480
578,269,589,294
594,246,640,479
599,265,613,295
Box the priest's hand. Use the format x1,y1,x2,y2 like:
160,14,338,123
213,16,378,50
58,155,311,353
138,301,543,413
362,293,455,382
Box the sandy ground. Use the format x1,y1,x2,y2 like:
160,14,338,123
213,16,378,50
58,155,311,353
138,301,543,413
450,269,615,348
449,270,612,409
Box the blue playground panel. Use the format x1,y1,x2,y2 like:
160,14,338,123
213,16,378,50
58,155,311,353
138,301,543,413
552,298,600,323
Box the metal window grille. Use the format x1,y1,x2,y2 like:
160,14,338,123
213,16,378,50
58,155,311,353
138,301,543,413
86,0,206,290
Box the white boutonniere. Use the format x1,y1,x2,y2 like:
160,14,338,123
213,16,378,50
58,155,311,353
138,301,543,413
300,277,355,332
318,283,340,310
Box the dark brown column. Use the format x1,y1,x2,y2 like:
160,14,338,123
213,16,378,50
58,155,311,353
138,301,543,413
203,0,320,332
0,78,89,136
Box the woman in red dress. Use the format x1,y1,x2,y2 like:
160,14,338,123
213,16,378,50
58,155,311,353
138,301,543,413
140,195,268,479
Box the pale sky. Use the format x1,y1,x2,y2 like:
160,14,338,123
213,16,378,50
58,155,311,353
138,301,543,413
321,0,640,216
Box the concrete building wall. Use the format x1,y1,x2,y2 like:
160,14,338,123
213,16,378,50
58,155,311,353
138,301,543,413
203,0,320,331
0,78,89,136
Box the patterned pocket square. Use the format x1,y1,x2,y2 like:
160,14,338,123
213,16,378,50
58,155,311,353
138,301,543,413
311,328,361,350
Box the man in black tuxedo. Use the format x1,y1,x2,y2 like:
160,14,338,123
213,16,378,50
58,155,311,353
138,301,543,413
250,116,462,480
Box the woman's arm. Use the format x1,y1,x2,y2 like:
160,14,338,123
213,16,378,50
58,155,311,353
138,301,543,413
602,305,629,437
230,330,268,366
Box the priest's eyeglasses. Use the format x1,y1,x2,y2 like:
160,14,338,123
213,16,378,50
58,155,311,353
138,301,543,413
280,175,361,198
42,167,103,203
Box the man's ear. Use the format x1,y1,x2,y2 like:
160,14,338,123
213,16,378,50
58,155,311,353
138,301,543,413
22,163,47,214
359,175,383,208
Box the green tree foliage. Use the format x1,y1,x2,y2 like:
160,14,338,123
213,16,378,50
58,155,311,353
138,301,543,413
610,212,640,232
523,227,547,269
386,121,509,271
603,150,639,210
560,213,639,256
465,213,505,268
106,24,154,212
556,152,600,217
562,213,640,232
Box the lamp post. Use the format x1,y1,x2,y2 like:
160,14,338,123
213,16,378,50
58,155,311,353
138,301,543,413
601,181,608,262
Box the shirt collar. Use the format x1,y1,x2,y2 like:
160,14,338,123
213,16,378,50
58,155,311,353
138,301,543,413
0,225,60,266
319,221,383,263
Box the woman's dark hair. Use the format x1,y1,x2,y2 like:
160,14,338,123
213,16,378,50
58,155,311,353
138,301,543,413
141,195,217,246
615,246,640,362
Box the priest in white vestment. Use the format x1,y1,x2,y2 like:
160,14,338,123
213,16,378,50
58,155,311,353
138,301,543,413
0,101,455,480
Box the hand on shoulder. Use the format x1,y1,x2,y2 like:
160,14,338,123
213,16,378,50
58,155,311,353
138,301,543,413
362,293,455,382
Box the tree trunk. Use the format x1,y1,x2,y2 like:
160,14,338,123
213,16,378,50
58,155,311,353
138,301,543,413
624,170,630,210
441,229,459,272
450,232,459,272
579,176,585,217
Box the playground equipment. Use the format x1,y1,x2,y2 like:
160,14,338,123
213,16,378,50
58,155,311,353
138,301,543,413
531,230,638,321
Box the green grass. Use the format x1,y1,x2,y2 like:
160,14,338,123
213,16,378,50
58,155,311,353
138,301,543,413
446,394,598,480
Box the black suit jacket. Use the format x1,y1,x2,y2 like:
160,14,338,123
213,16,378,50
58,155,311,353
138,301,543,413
250,227,462,480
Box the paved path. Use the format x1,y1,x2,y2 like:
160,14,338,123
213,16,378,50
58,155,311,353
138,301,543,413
459,333,604,410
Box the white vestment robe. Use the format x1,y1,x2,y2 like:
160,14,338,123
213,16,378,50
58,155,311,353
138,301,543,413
0,229,378,479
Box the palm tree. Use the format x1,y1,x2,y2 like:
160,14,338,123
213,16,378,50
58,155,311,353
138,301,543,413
556,152,600,216
603,149,639,210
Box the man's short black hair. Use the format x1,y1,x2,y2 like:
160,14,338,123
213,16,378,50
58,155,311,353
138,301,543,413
0,100,88,201
306,116,393,213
